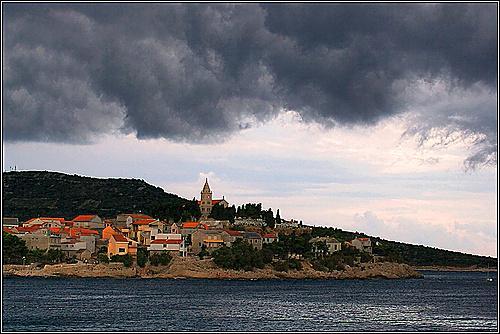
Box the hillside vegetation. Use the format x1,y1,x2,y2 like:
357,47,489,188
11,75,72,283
2,171,199,221
310,226,497,268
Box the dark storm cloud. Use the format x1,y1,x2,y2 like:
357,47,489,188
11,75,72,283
3,4,497,165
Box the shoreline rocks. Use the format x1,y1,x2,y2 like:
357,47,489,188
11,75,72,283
3,258,422,280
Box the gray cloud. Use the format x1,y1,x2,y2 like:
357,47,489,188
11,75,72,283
3,4,497,165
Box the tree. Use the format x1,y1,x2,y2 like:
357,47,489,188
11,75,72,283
263,208,275,228
210,204,236,223
2,232,28,264
97,253,109,263
137,248,148,267
149,251,172,266
45,249,64,263
275,209,281,225
212,239,272,271
110,254,133,267
198,245,209,259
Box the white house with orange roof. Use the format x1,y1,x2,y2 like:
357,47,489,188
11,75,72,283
262,232,278,244
351,237,372,254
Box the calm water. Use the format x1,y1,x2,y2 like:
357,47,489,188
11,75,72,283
2,271,498,332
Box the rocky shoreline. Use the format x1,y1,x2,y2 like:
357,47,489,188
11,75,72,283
415,265,497,272
3,257,422,280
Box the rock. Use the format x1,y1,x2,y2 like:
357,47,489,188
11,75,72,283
3,259,422,280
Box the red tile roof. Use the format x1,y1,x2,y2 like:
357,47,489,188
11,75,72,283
262,233,277,238
48,227,64,234
357,237,370,241
151,239,182,245
182,222,208,230
39,217,65,221
25,217,65,225
112,234,128,243
128,214,153,219
132,219,157,225
72,215,97,222
224,230,243,237
16,226,43,233
197,199,226,205
70,228,99,237
3,227,14,234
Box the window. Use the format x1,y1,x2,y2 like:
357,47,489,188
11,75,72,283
151,236,155,240
118,248,125,253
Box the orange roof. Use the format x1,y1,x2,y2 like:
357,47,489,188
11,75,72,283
16,226,42,233
48,227,64,234
111,234,128,243
132,219,157,225
72,215,97,222
224,230,242,237
197,199,226,205
203,239,224,243
128,214,153,219
357,237,370,241
70,228,99,237
262,233,277,238
151,239,182,244
182,222,208,230
3,227,14,234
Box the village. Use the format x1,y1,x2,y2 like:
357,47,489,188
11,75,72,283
3,179,373,268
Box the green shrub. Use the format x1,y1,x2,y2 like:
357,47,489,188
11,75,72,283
213,239,270,271
150,252,172,266
288,258,303,271
198,245,209,260
2,232,28,264
97,253,109,264
110,254,133,267
272,261,289,272
137,248,148,267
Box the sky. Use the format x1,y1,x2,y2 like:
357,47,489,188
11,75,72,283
2,3,498,257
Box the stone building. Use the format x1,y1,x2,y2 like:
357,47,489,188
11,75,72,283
351,237,372,254
309,236,342,256
198,179,229,218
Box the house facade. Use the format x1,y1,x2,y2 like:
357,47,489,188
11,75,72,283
191,230,226,254
310,236,342,255
243,231,263,250
107,234,138,258
351,237,372,254
72,215,104,230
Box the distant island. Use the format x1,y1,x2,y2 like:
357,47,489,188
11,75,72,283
2,171,496,280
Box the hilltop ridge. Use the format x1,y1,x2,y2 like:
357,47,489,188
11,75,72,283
2,171,190,221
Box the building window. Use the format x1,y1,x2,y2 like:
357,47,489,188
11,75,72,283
151,236,155,240
118,248,125,252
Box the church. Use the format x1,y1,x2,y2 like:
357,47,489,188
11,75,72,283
197,179,229,218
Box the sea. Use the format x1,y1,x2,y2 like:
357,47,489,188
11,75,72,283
2,271,498,332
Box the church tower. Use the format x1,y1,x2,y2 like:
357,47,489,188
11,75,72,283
200,178,213,218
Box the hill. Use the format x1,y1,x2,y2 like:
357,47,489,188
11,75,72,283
309,226,497,268
2,171,199,221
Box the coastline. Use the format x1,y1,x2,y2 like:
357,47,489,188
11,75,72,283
415,265,497,272
3,257,422,280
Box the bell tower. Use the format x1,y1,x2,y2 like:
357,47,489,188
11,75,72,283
200,178,213,218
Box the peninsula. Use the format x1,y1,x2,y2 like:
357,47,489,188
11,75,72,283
2,171,496,280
